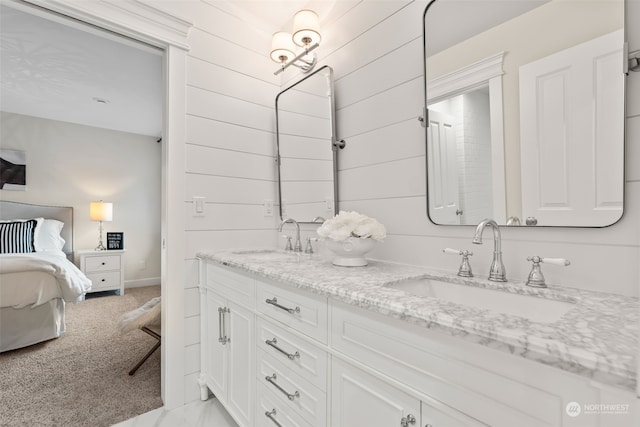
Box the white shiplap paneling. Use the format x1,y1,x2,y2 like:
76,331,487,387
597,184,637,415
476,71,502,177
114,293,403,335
186,86,273,133
326,0,639,297
186,114,274,156
180,1,280,403
186,144,273,181
186,173,277,205
177,0,640,405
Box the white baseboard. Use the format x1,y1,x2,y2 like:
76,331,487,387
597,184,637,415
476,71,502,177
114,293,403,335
125,277,161,289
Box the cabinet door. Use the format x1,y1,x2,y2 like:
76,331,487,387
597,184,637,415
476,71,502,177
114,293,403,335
204,290,228,401
227,300,254,427
422,399,487,427
331,358,420,427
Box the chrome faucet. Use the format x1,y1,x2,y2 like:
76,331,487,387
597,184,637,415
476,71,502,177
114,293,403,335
472,219,507,282
278,218,302,252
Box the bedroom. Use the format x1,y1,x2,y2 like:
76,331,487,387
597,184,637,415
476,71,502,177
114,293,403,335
0,2,163,423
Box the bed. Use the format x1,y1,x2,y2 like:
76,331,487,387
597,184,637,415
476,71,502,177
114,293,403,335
0,201,92,352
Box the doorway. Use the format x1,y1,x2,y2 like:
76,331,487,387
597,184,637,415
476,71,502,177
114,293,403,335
0,0,188,416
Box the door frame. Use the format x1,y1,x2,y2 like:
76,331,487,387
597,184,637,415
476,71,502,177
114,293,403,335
21,0,192,409
427,52,507,223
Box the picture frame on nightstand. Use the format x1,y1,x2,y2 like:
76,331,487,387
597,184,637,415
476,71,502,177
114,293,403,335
106,232,124,250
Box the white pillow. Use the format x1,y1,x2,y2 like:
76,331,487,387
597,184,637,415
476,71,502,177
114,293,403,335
35,219,66,252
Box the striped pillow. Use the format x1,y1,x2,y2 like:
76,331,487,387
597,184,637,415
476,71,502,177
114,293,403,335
0,219,37,254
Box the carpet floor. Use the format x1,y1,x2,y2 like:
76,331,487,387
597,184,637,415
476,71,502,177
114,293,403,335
0,286,163,427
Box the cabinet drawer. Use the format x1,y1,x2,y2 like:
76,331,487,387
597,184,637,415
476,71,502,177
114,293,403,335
330,300,567,427
256,317,328,391
256,382,313,427
257,348,326,426
87,271,121,290
84,255,121,272
206,263,255,308
257,280,327,344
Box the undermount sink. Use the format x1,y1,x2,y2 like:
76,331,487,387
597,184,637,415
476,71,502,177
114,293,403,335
388,278,575,323
230,249,280,255
229,249,302,261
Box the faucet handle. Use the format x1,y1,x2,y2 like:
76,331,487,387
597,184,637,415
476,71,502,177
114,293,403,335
538,257,570,267
304,237,318,254
281,235,293,251
526,256,570,288
443,248,473,277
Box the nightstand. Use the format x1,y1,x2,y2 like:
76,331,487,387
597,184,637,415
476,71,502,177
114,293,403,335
78,249,125,295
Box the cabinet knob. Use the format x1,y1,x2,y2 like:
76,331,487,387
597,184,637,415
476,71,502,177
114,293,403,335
401,414,416,427
101,262,106,266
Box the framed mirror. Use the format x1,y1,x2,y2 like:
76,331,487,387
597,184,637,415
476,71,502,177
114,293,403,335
423,0,626,227
276,65,338,223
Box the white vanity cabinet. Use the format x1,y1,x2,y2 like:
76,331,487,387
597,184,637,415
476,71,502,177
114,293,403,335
199,263,255,427
199,257,638,427
329,300,609,427
255,278,329,427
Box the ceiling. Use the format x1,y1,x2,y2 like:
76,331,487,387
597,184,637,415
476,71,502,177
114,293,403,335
0,3,163,137
0,0,354,138
0,0,548,138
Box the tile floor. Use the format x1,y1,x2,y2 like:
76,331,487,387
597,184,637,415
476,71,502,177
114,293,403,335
112,398,238,427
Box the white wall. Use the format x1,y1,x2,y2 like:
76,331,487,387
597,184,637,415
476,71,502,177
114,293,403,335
152,0,639,403
153,0,282,402
0,111,161,286
311,0,639,299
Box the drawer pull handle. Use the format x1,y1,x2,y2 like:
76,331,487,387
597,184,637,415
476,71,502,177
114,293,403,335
266,338,300,360
101,279,106,282
265,297,300,314
217,307,230,344
101,262,106,266
264,409,283,427
265,373,299,401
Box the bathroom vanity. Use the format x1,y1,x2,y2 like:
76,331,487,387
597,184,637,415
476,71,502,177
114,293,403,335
197,249,638,427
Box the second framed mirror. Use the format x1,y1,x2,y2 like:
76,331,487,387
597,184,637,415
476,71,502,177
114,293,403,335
276,65,340,223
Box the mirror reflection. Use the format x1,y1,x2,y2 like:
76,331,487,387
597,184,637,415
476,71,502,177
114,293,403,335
424,0,625,227
276,66,337,222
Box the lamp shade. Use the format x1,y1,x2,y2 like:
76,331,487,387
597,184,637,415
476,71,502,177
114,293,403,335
270,31,296,63
90,201,113,222
292,9,321,47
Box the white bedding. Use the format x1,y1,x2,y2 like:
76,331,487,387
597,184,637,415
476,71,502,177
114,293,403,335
0,252,92,308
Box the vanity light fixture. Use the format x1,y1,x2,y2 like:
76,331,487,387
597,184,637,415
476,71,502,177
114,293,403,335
270,9,321,75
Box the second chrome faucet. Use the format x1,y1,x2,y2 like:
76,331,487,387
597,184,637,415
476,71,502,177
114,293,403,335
279,218,302,252
472,218,507,282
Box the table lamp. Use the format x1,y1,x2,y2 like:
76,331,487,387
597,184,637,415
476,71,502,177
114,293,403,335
90,201,113,251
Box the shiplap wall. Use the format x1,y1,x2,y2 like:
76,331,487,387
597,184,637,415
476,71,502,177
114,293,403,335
158,1,283,401
313,0,639,297
163,0,638,403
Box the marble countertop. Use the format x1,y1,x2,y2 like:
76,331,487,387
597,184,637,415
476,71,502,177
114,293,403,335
197,248,638,392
